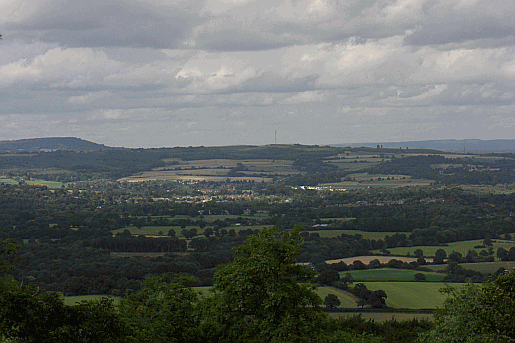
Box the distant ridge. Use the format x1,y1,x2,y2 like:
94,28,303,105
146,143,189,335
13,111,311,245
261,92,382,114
0,137,116,153
335,139,515,153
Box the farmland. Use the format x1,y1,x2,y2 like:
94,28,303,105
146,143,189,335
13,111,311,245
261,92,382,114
427,261,515,273
362,282,459,309
373,239,515,258
2,142,515,342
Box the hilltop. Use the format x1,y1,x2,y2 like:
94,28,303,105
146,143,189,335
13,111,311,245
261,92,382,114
0,137,116,153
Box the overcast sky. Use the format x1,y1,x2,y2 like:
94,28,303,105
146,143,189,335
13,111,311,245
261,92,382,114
1,0,514,148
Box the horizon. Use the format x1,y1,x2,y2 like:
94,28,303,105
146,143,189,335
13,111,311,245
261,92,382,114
2,136,515,150
1,0,514,147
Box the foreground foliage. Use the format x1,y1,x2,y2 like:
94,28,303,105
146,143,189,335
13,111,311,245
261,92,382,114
3,234,515,343
418,270,515,343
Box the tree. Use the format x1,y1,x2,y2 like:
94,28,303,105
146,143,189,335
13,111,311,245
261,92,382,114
324,294,341,309
316,269,340,286
204,227,213,238
119,275,201,343
483,234,493,246
418,271,515,343
434,249,447,264
414,273,427,281
497,247,509,261
414,249,424,258
209,225,326,342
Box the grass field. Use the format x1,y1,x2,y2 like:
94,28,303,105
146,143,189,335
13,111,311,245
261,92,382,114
317,286,360,308
312,230,400,240
373,239,515,258
113,225,266,238
343,268,446,282
63,295,120,306
110,252,169,258
0,178,64,188
326,256,429,265
361,282,466,309
427,261,515,273
329,312,434,322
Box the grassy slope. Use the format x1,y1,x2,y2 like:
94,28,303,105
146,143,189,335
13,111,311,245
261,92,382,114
317,286,360,308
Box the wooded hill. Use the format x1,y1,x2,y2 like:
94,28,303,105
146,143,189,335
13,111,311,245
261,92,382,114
0,137,115,153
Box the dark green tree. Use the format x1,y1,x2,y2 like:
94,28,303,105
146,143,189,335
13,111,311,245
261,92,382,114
324,294,341,309
119,274,201,343
209,225,326,342
434,249,447,264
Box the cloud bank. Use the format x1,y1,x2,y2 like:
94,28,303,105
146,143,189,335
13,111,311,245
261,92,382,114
0,0,514,147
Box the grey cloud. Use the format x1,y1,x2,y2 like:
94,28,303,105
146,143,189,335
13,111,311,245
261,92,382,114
405,20,515,46
193,30,298,52
229,72,320,93
4,1,202,49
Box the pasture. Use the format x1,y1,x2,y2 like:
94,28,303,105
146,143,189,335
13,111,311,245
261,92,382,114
0,178,64,188
63,295,120,306
119,158,301,183
317,286,360,308
312,230,400,240
343,268,446,282
113,224,266,238
427,261,515,273
329,312,434,322
326,256,431,265
362,282,466,309
373,239,515,258
321,172,433,189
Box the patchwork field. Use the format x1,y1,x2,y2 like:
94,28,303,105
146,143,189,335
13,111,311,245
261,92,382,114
119,158,300,183
321,172,433,189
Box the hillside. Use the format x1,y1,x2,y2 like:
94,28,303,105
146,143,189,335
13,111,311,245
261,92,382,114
0,137,116,152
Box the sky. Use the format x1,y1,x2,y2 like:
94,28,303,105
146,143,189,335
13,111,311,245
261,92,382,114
0,0,514,148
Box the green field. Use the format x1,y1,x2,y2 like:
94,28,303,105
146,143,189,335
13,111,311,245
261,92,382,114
321,172,433,189
63,295,120,306
113,225,266,238
427,261,515,274
362,282,466,309
317,286,360,308
373,239,515,258
329,312,434,322
312,230,401,240
0,178,64,188
343,268,445,282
